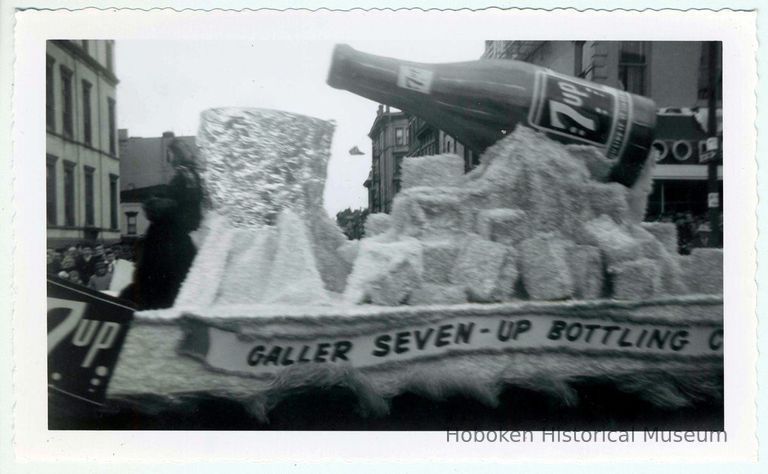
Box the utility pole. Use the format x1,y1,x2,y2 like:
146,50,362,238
573,41,585,77
706,41,722,247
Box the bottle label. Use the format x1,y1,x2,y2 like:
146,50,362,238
528,71,632,160
397,66,434,94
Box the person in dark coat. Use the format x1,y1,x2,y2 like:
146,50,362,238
75,243,98,283
121,139,204,309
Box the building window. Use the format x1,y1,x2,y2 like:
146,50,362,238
60,66,74,137
46,56,55,131
63,162,75,226
46,155,57,225
444,137,453,154
108,98,117,155
618,41,647,95
395,127,405,146
106,42,114,72
394,154,404,194
371,157,380,213
109,174,119,230
82,80,93,145
81,40,89,55
165,145,174,164
373,134,381,155
464,148,480,172
84,166,95,226
126,212,138,235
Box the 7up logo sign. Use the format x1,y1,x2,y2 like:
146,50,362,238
47,279,134,405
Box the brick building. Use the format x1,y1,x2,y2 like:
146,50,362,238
117,130,199,239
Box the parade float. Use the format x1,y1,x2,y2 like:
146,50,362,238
48,46,723,430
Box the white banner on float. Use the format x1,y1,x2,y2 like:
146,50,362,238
178,312,723,379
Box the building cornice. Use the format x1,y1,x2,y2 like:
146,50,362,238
47,130,120,161
47,224,121,232
368,111,408,138
51,40,119,86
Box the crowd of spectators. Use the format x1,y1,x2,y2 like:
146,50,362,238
649,212,723,255
47,242,134,290
47,215,719,293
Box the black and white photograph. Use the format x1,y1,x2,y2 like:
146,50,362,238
44,37,727,432
3,4,761,468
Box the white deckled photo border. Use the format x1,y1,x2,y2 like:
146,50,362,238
6,5,759,466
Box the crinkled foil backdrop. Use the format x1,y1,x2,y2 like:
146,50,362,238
197,108,336,227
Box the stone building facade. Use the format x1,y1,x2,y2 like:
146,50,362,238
46,40,120,247
365,105,410,213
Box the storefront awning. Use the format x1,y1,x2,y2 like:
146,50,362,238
654,164,722,180
657,107,722,136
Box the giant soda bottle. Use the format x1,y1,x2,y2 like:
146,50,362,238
327,44,657,187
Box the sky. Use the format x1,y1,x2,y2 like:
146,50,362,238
115,40,485,217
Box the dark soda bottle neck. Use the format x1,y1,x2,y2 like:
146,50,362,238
327,44,657,187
